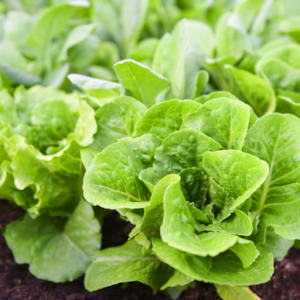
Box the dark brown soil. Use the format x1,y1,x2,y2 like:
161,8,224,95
1,200,299,300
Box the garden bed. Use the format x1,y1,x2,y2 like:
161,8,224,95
1,200,299,300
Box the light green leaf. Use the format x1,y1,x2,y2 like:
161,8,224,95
4,11,33,54
258,228,294,261
216,13,251,61
202,150,269,211
200,210,253,236
243,114,300,239
184,98,251,150
194,70,209,98
226,66,276,116
276,90,300,117
74,101,97,147
140,174,182,239
81,96,147,168
134,99,201,139
114,59,169,107
42,63,69,87
153,129,222,178
83,135,161,209
153,19,214,99
230,238,260,268
215,285,261,300
0,63,41,85
68,73,121,90
12,139,82,216
152,238,274,286
3,200,100,282
27,4,79,59
256,44,300,93
84,239,173,292
160,178,238,256
59,24,95,62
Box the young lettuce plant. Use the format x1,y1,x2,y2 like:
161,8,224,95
1,85,101,282
83,95,300,293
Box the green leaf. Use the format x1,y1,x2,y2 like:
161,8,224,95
81,96,147,168
27,4,79,59
83,135,161,209
184,98,251,150
140,174,182,239
59,24,95,62
42,63,69,87
202,150,269,211
153,19,214,99
256,44,300,93
226,66,276,116
276,90,300,117
74,100,97,147
160,178,238,256
230,238,259,268
92,0,149,56
84,239,173,292
3,200,101,282
0,63,41,85
216,13,251,62
161,270,193,290
134,99,201,139
12,139,82,216
243,114,300,239
258,228,294,261
68,73,121,90
153,129,222,178
215,285,261,300
152,238,274,286
114,59,169,107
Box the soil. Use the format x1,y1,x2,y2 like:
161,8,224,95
0,200,299,300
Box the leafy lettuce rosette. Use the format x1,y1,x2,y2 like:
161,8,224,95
1,86,101,282
83,96,300,291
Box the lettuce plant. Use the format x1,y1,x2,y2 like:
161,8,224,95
83,96,300,292
1,85,101,282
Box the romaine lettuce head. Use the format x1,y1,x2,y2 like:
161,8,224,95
0,86,83,216
83,96,300,288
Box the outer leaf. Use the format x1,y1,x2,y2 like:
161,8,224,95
152,238,274,286
216,13,251,61
276,90,300,117
153,19,214,99
81,96,147,168
256,44,300,93
226,66,276,116
215,285,261,300
27,4,79,59
114,59,169,107
68,73,121,90
59,24,95,62
74,101,97,147
243,114,300,239
83,135,161,209
0,63,41,85
12,139,82,216
84,239,173,292
3,200,100,282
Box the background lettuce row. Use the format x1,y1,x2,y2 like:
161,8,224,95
0,1,299,299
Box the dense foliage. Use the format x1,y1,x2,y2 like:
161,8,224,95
0,1,299,299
